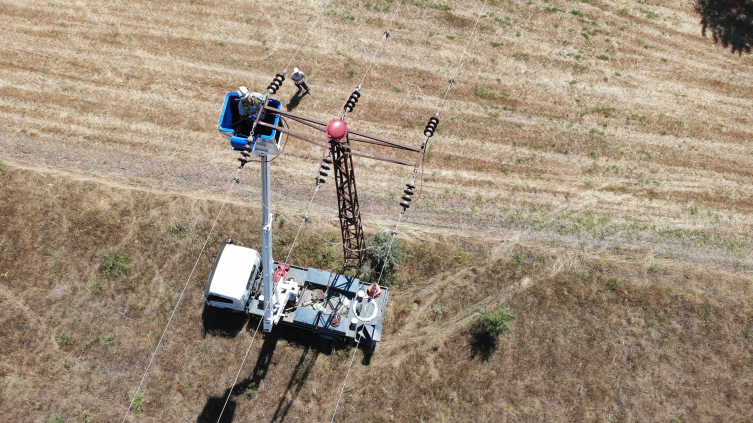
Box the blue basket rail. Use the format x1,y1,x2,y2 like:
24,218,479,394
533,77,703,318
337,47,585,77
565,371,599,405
218,93,283,152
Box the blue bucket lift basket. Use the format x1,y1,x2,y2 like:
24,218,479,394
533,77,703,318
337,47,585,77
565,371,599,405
218,93,283,152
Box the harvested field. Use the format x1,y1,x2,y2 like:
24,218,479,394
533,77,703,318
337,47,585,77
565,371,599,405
0,0,752,421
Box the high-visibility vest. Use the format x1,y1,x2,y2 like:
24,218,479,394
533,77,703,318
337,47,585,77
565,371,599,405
241,95,261,116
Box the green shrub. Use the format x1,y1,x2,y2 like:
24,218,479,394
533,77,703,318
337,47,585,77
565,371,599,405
359,231,405,285
47,414,66,423
56,333,69,346
131,392,145,411
470,303,517,360
476,303,517,337
98,250,132,277
606,277,623,291
89,281,102,294
101,335,114,348
244,383,258,397
74,409,92,423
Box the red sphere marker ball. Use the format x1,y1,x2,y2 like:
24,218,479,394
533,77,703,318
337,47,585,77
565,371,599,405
326,119,348,141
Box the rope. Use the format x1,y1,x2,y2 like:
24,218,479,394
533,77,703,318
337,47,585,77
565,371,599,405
341,14,378,59
121,167,242,423
239,117,291,164
215,317,264,423
385,43,436,98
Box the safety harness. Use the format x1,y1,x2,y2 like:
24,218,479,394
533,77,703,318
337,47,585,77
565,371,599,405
241,95,261,117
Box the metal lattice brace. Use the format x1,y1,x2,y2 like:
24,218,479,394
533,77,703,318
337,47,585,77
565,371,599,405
330,135,365,269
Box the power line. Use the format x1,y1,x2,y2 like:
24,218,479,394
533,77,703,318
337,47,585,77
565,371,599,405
235,178,393,254
213,2,491,421
342,15,438,98
215,317,264,423
356,0,404,90
284,0,336,74
121,167,242,423
404,0,491,211
375,214,404,285
254,0,408,264
121,1,373,418
329,336,360,423
329,2,491,421
283,187,320,266
437,0,490,111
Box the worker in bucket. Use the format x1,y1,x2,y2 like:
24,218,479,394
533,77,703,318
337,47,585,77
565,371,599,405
237,86,266,121
291,67,311,95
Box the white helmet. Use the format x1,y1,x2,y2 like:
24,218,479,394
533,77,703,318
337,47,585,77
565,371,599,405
293,68,300,74
238,86,250,100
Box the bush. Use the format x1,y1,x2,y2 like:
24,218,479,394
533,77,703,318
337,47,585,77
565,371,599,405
471,303,517,360
101,335,114,348
476,304,517,337
695,0,753,54
98,250,132,277
47,415,66,423
74,409,92,423
606,277,623,291
56,333,69,346
131,392,145,411
89,281,102,294
359,231,405,285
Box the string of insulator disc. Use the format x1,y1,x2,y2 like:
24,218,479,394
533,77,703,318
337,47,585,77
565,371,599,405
344,89,361,113
267,73,286,95
399,114,439,211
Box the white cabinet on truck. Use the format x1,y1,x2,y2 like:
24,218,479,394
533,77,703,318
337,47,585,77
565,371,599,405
203,243,261,312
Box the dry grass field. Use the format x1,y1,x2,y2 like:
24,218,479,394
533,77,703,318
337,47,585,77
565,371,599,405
1,0,752,421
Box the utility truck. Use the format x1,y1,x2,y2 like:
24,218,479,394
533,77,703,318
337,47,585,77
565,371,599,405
202,91,388,348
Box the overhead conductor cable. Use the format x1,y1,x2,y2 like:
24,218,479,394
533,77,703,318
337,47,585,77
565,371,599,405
330,1,490,421
121,168,242,423
213,2,340,421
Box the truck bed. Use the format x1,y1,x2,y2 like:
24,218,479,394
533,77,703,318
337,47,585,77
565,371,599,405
247,262,388,347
